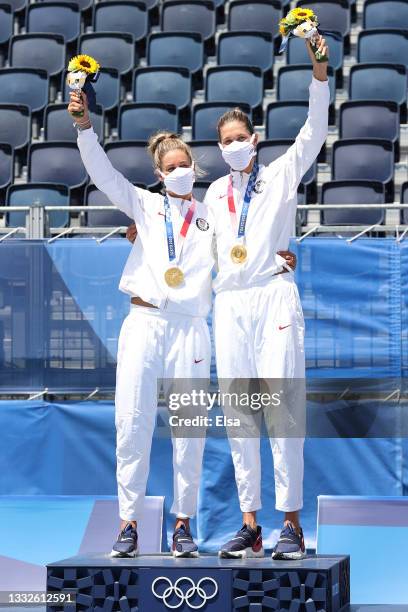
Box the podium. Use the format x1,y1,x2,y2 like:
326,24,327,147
47,553,350,611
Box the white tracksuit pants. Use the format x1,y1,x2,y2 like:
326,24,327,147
115,304,211,521
213,275,306,513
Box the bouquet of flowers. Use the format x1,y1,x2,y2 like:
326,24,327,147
66,54,100,117
278,7,328,62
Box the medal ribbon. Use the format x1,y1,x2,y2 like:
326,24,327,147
227,161,259,239
163,195,196,264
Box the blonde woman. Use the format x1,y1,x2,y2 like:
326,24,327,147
68,90,215,558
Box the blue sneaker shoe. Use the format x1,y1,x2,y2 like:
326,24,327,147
172,524,199,558
110,522,138,558
218,524,264,559
271,523,306,560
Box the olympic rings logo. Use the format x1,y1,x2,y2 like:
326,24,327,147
151,576,218,610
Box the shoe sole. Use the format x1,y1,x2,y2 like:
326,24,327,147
110,547,138,558
172,550,200,558
218,547,265,559
271,550,307,560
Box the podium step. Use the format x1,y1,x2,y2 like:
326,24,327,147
47,553,350,611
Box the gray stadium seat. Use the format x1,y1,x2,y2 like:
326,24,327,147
104,141,160,189
0,104,30,150
26,2,81,43
79,32,136,75
363,0,408,30
6,183,69,228
28,142,88,189
44,103,104,143
93,1,148,43
9,33,65,77
85,184,135,227
0,68,49,113
321,180,385,226
119,103,178,140
0,143,13,191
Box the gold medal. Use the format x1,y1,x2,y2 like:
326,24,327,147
164,266,185,287
231,244,248,264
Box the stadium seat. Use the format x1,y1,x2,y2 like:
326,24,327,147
0,143,13,191
79,33,135,76
93,2,148,43
28,142,88,189
277,65,335,123
193,181,211,202
0,4,12,46
287,31,343,76
62,68,120,112
0,104,30,150
9,34,65,77
339,101,400,161
26,3,81,44
44,103,104,143
321,179,385,226
358,30,408,68
148,32,204,75
401,181,408,225
2,0,26,13
0,68,49,113
35,0,93,11
331,139,394,201
363,0,408,30
257,139,317,201
104,141,159,189
217,32,274,84
296,0,350,38
188,141,226,182
133,67,191,114
85,184,134,227
228,0,282,35
5,183,69,229
349,64,407,121
205,66,263,120
266,102,308,140
161,0,215,44
119,103,178,140
192,102,252,140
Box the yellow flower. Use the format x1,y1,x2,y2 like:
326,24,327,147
290,7,316,21
68,54,100,74
279,24,287,35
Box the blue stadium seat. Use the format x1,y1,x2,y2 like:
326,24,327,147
133,67,191,114
349,64,407,120
193,181,211,202
0,68,49,113
257,139,317,202
296,0,350,38
2,0,26,13
228,0,282,35
363,0,408,30
28,142,88,189
205,66,263,119
332,138,394,201
148,32,204,75
26,2,81,44
0,143,13,191
104,141,159,189
85,184,134,227
401,181,408,224
339,101,400,161
119,103,178,140
79,33,135,75
93,2,148,43
287,31,343,75
321,179,385,226
277,65,335,123
266,102,308,140
358,30,408,68
35,0,92,11
193,101,252,140
218,32,274,84
0,4,12,46
188,141,226,182
5,183,69,228
62,67,120,112
44,103,104,143
9,34,65,77
0,104,30,150
161,0,215,43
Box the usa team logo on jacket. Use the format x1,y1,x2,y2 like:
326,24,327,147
254,179,266,194
196,218,209,231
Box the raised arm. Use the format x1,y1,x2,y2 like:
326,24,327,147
277,35,330,199
68,90,143,222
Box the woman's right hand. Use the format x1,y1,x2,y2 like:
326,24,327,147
126,223,138,243
68,89,91,124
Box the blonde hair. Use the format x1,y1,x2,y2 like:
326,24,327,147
148,131,193,170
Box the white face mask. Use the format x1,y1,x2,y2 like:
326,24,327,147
160,165,195,196
219,135,256,171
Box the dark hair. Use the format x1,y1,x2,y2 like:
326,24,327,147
217,107,254,141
